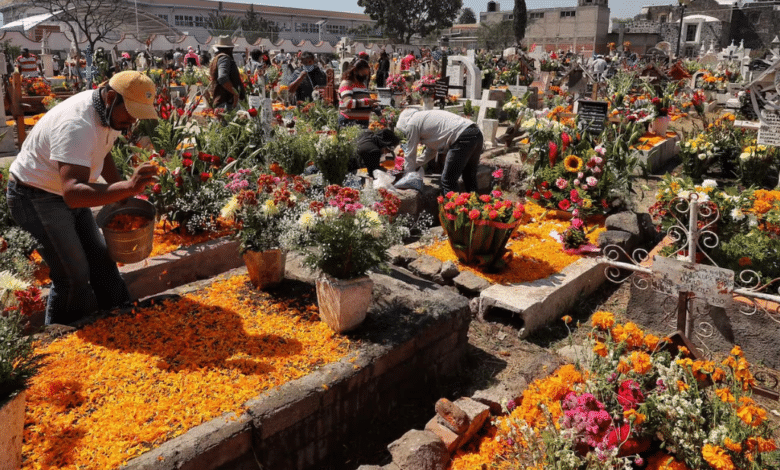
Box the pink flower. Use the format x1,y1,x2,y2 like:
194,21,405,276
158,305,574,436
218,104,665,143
548,142,558,167
592,166,602,175
586,176,598,187
572,209,580,218
581,184,589,191
489,210,498,219
558,199,571,211
468,209,480,220
570,189,581,203
555,178,568,190
573,179,580,186
479,194,491,203
492,168,504,178
577,172,584,179
491,190,503,198
571,218,584,230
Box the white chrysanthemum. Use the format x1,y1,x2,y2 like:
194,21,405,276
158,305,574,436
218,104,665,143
298,211,315,229
748,214,758,227
730,207,745,221
262,199,280,216
739,152,751,161
0,270,30,308
701,179,717,188
220,195,240,221
320,206,339,220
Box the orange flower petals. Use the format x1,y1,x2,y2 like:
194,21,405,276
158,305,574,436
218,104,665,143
23,274,349,469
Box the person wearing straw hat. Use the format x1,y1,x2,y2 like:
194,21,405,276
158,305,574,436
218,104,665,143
6,70,159,326
208,35,245,110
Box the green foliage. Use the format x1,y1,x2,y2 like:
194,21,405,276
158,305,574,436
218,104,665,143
458,7,476,24
196,110,267,164
0,309,45,405
206,13,242,37
312,127,360,186
263,129,316,175
293,101,339,131
242,9,280,44
716,231,780,283
357,0,462,44
513,0,527,44
463,100,474,116
477,20,515,51
110,136,145,180
0,228,38,283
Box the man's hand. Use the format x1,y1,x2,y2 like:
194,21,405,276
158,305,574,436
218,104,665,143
128,162,157,193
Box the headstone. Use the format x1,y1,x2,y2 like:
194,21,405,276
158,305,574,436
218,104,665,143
699,52,718,67
40,54,53,77
651,255,734,308
434,79,448,102
576,99,608,135
376,87,392,106
757,111,780,147
446,55,481,100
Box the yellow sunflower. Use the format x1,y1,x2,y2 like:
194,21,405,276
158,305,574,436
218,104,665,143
563,155,583,173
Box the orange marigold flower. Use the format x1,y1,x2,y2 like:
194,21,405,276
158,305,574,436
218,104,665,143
730,345,744,357
737,257,752,267
677,380,689,392
757,436,778,452
646,451,692,470
617,359,631,374
630,351,653,374
715,387,735,403
737,403,766,426
623,408,646,425
724,437,742,453
643,333,661,351
562,315,572,324
593,341,608,357
711,367,726,382
592,311,614,330
702,444,735,470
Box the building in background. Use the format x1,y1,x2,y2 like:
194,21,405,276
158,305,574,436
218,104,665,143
0,0,377,46
479,0,610,57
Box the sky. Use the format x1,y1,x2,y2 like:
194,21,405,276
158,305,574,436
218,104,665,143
225,0,675,21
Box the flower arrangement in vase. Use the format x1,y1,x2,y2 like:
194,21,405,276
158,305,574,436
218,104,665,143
412,74,438,97
385,74,409,94
294,185,405,332
438,190,525,268
221,170,310,288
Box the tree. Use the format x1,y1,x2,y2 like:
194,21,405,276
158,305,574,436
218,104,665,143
242,8,280,44
29,0,131,59
513,0,527,45
478,20,515,51
357,0,461,44
458,8,476,24
207,12,242,38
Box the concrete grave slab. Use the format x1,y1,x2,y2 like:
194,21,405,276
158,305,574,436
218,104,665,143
478,257,607,337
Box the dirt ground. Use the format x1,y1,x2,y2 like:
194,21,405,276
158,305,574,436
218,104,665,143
335,118,780,469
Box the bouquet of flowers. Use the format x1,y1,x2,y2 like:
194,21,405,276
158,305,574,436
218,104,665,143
264,65,282,90
738,144,778,188
294,185,406,279
482,313,780,470
221,172,310,253
22,77,51,97
412,74,438,97
438,190,525,267
386,74,409,94
313,126,361,185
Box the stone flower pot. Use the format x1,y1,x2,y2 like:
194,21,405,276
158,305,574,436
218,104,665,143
315,275,373,333
0,390,25,470
243,249,286,290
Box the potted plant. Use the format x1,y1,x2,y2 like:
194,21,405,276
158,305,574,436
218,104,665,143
222,170,311,289
295,185,405,332
438,189,526,269
0,272,45,470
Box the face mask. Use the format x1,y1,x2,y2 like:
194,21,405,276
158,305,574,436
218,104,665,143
304,64,316,73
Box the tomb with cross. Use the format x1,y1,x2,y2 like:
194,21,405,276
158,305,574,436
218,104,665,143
599,194,780,400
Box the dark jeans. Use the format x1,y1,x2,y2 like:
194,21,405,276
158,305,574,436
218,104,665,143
338,114,369,129
441,125,483,195
6,178,130,325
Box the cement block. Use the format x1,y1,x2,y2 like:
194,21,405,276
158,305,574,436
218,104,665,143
478,257,607,337
636,133,680,174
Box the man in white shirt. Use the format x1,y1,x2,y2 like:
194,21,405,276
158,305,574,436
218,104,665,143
6,71,159,325
592,55,608,81
395,108,484,195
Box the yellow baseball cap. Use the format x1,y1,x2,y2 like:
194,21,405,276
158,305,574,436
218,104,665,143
108,71,158,120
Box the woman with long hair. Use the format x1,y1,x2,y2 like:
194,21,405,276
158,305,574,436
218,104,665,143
338,59,377,128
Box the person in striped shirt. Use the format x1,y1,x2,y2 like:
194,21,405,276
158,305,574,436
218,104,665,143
338,59,378,128
16,48,42,78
